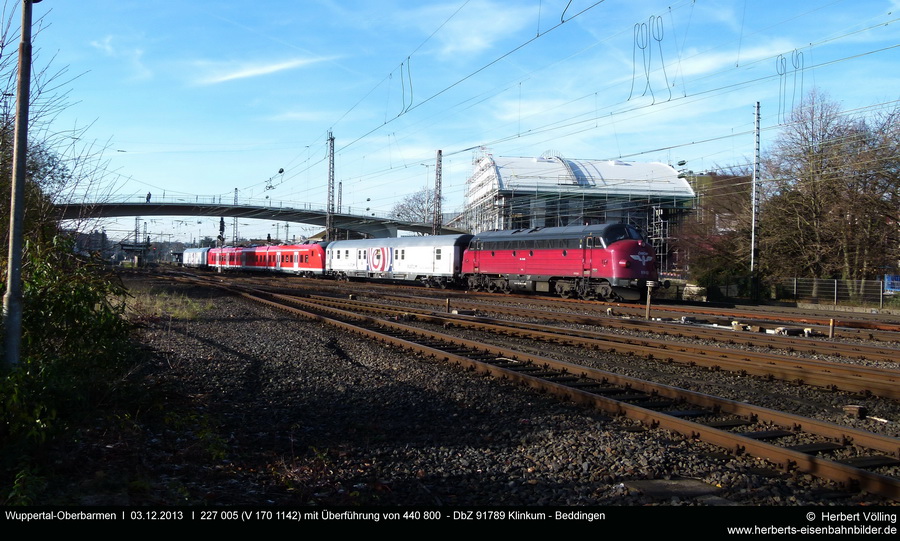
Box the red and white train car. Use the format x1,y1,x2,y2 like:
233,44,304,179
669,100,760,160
462,223,658,301
233,244,327,276
183,243,327,276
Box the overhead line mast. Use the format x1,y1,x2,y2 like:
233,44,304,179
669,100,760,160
326,130,335,241
751,102,760,299
433,150,442,236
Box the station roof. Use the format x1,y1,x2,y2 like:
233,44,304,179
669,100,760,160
470,155,695,201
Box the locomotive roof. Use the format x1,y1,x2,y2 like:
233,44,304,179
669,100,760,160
472,223,638,241
328,234,474,249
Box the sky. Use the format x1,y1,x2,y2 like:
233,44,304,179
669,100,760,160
14,0,900,243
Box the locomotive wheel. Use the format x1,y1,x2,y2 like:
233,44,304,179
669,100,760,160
555,282,573,299
597,282,614,301
487,281,498,293
500,280,512,294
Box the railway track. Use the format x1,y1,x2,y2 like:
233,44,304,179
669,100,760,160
286,294,900,400
190,270,898,368
193,269,900,342
355,292,900,364
182,275,900,501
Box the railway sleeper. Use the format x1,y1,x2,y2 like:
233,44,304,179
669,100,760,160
741,429,795,441
836,456,900,469
786,442,845,454
664,409,713,418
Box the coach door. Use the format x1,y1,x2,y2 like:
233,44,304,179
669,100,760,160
470,240,481,273
582,236,594,278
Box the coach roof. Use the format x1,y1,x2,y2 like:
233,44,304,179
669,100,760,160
328,234,474,249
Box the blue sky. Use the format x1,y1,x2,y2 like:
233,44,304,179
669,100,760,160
23,0,900,242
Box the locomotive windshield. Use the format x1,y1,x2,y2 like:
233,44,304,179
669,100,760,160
599,224,645,248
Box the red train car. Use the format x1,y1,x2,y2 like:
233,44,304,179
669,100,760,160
461,223,658,301
208,243,327,276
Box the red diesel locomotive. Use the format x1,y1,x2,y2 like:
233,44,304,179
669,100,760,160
461,223,658,301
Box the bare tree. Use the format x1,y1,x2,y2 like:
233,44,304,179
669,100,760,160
761,90,900,280
0,2,120,253
390,188,442,231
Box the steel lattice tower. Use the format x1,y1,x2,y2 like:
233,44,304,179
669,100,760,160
326,130,335,241
433,149,442,235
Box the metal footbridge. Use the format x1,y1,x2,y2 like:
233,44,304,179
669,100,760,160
54,195,466,238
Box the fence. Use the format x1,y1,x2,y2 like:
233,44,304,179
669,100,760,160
774,277,896,309
660,275,899,309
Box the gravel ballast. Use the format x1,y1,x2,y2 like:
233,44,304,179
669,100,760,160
55,277,895,507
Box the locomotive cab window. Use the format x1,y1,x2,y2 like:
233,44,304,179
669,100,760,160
602,225,633,246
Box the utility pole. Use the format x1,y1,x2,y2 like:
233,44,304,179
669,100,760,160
751,102,761,300
326,130,335,241
3,0,41,367
232,188,238,245
433,150,442,236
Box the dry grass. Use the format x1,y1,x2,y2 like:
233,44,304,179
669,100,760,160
125,287,213,321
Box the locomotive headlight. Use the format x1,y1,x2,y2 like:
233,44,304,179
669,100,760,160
618,259,630,268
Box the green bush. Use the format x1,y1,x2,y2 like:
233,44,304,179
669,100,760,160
0,236,133,503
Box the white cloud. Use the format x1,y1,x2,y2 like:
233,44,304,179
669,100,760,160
400,1,537,59
90,34,152,80
267,109,333,122
194,57,334,85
